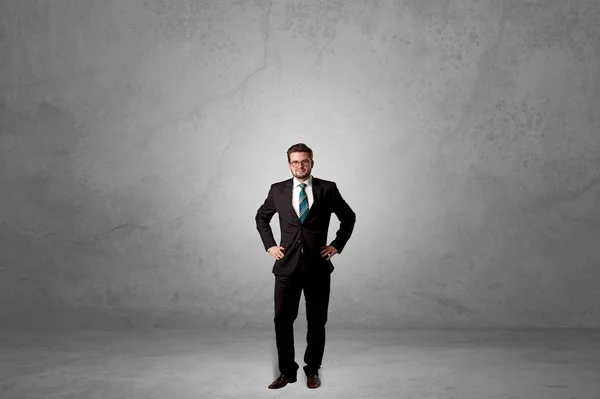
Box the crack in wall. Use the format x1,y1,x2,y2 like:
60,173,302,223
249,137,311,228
72,223,148,246
193,0,274,111
109,223,148,235
238,0,273,107
192,0,275,218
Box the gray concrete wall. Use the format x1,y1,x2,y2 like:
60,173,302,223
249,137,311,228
1,0,599,330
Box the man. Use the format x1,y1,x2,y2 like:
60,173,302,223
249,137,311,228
255,143,356,390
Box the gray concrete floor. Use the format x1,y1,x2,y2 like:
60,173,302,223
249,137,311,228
1,328,599,398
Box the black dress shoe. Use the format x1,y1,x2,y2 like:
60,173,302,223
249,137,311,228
307,373,321,389
268,374,297,389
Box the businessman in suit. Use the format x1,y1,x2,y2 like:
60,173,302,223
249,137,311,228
255,143,356,389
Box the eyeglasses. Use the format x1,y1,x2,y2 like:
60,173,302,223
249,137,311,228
290,159,311,167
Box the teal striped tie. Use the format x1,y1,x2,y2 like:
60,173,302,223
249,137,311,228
298,183,308,223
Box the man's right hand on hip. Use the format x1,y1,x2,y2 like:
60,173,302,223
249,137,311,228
268,246,285,260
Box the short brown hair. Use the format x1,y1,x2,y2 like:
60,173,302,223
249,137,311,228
287,143,313,162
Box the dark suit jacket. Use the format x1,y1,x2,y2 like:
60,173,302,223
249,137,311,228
255,176,356,276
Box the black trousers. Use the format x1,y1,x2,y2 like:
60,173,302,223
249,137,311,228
274,251,331,376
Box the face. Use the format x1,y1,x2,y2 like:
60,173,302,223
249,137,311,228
288,152,313,180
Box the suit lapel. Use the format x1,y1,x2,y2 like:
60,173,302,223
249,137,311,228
310,177,322,219
285,176,322,223
283,179,297,223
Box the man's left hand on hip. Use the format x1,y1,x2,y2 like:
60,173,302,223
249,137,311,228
319,245,338,259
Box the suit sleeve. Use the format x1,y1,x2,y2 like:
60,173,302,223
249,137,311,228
329,183,356,254
255,184,278,252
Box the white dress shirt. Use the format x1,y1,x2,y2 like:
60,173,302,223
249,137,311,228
292,174,313,217
267,175,314,254
293,175,313,254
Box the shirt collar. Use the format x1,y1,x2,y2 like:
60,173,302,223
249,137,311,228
293,174,312,187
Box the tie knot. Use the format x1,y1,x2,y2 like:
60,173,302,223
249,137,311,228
299,183,306,189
